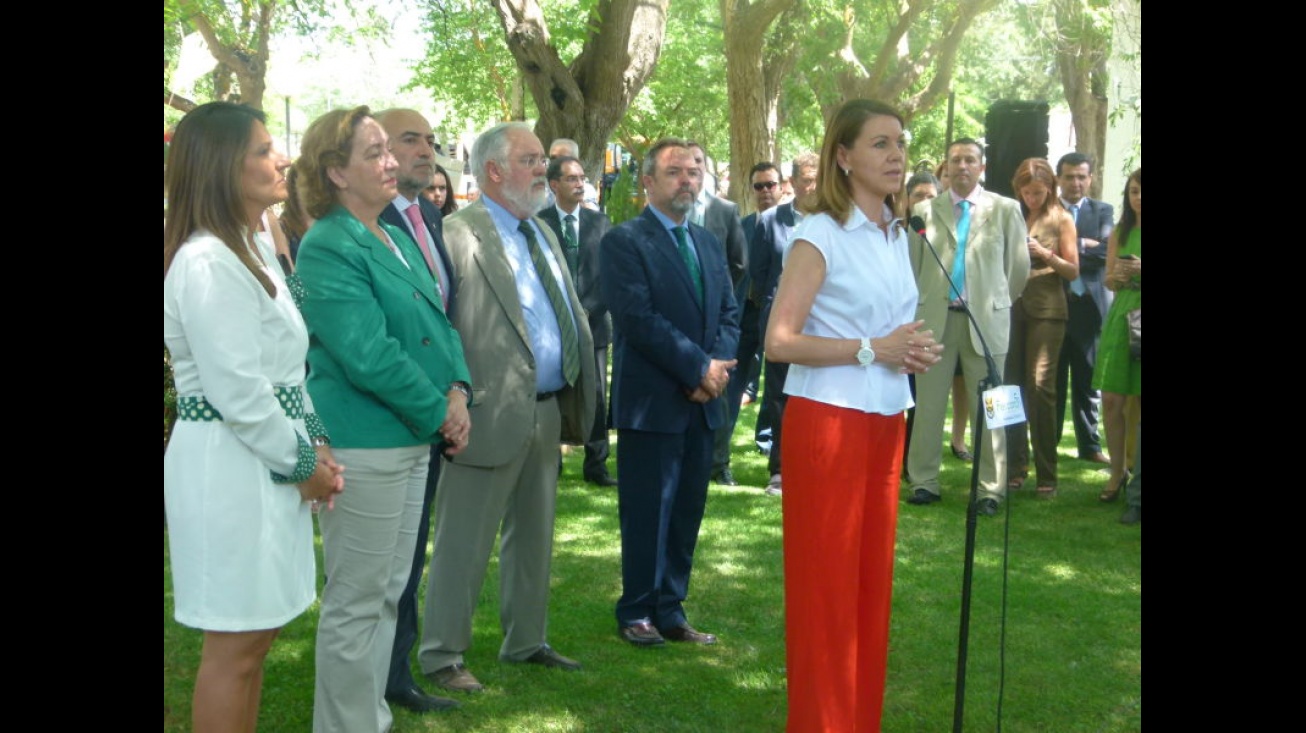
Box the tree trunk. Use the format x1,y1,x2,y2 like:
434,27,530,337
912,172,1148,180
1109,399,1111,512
493,0,670,186
179,0,275,110
164,87,198,113
721,0,796,209
835,0,998,124
1054,0,1111,200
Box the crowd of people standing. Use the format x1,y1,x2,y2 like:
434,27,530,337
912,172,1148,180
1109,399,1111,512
164,97,1138,731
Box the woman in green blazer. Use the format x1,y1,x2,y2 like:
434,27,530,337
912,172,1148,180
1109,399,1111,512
293,106,472,733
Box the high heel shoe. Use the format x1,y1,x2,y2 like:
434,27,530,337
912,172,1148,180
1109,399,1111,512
1099,471,1130,503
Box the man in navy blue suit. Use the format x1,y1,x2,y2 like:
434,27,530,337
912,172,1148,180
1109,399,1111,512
374,108,461,715
601,138,739,647
1054,153,1114,464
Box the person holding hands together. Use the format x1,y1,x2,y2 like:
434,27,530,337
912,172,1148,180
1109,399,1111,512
765,99,941,732
163,101,344,733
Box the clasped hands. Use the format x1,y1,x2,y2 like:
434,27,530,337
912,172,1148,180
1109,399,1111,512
880,320,943,375
299,446,345,511
685,358,737,403
439,388,472,456
1112,256,1141,288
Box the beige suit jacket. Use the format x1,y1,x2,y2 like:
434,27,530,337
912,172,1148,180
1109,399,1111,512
441,198,597,468
909,188,1030,355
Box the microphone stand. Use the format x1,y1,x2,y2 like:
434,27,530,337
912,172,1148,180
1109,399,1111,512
908,218,1003,733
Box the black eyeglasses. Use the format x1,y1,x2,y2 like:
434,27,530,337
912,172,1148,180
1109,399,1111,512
752,181,778,191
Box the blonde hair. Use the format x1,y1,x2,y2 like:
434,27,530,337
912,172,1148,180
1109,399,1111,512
294,106,373,220
813,99,904,225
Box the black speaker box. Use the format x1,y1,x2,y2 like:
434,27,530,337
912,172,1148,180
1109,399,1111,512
984,101,1049,197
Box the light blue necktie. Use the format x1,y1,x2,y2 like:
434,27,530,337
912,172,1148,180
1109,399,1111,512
1068,203,1086,296
949,200,971,301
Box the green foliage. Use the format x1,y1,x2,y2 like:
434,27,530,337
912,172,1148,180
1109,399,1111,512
602,162,644,226
411,0,533,129
618,1,728,155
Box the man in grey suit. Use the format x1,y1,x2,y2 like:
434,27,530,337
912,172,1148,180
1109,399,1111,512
539,155,616,486
687,141,748,486
419,122,597,693
1054,153,1114,464
906,138,1030,515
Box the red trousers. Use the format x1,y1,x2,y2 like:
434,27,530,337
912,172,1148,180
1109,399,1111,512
781,396,904,733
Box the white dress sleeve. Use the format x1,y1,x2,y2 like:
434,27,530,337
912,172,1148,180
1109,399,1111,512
172,244,308,479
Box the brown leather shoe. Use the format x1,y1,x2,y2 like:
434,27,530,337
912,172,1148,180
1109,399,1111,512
515,643,581,671
660,624,717,645
618,621,665,647
1082,451,1110,465
425,663,484,693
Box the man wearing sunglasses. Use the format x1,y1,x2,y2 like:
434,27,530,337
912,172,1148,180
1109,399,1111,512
719,162,783,480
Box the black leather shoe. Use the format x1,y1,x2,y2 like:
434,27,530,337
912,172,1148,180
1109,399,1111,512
385,685,460,713
514,643,582,671
1119,506,1141,525
713,468,739,486
585,473,619,487
660,624,717,645
618,621,665,647
976,498,1000,517
907,488,941,505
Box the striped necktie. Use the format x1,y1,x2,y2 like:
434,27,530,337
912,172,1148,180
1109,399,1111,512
519,220,580,385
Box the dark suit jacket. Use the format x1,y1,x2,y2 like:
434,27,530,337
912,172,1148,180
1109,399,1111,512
441,199,597,466
748,202,797,323
538,205,613,347
701,196,748,298
1064,197,1115,338
380,197,458,321
601,207,740,434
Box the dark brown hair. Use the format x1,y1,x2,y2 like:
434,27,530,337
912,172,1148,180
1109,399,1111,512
163,102,276,297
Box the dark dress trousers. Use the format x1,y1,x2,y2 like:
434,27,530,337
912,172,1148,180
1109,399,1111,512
602,207,740,630
1055,197,1114,456
700,197,749,474
539,205,614,479
722,212,764,440
378,197,459,697
749,202,798,476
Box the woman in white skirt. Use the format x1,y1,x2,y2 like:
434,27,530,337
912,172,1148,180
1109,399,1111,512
164,101,343,732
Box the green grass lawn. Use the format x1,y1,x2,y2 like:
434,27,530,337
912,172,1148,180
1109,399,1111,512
164,400,1141,732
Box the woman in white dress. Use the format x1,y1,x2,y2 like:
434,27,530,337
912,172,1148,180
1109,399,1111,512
164,101,343,733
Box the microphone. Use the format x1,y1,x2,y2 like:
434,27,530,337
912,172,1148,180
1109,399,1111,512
908,216,1000,388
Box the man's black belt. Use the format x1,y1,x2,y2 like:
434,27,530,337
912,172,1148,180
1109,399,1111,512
948,303,967,312
536,391,559,401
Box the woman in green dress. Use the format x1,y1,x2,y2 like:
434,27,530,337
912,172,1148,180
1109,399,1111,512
1093,168,1141,502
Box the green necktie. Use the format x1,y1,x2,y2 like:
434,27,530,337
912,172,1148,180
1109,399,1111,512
949,200,971,302
673,226,703,305
519,220,580,385
562,213,580,279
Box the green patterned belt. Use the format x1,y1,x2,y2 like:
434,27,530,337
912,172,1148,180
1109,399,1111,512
177,386,306,421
